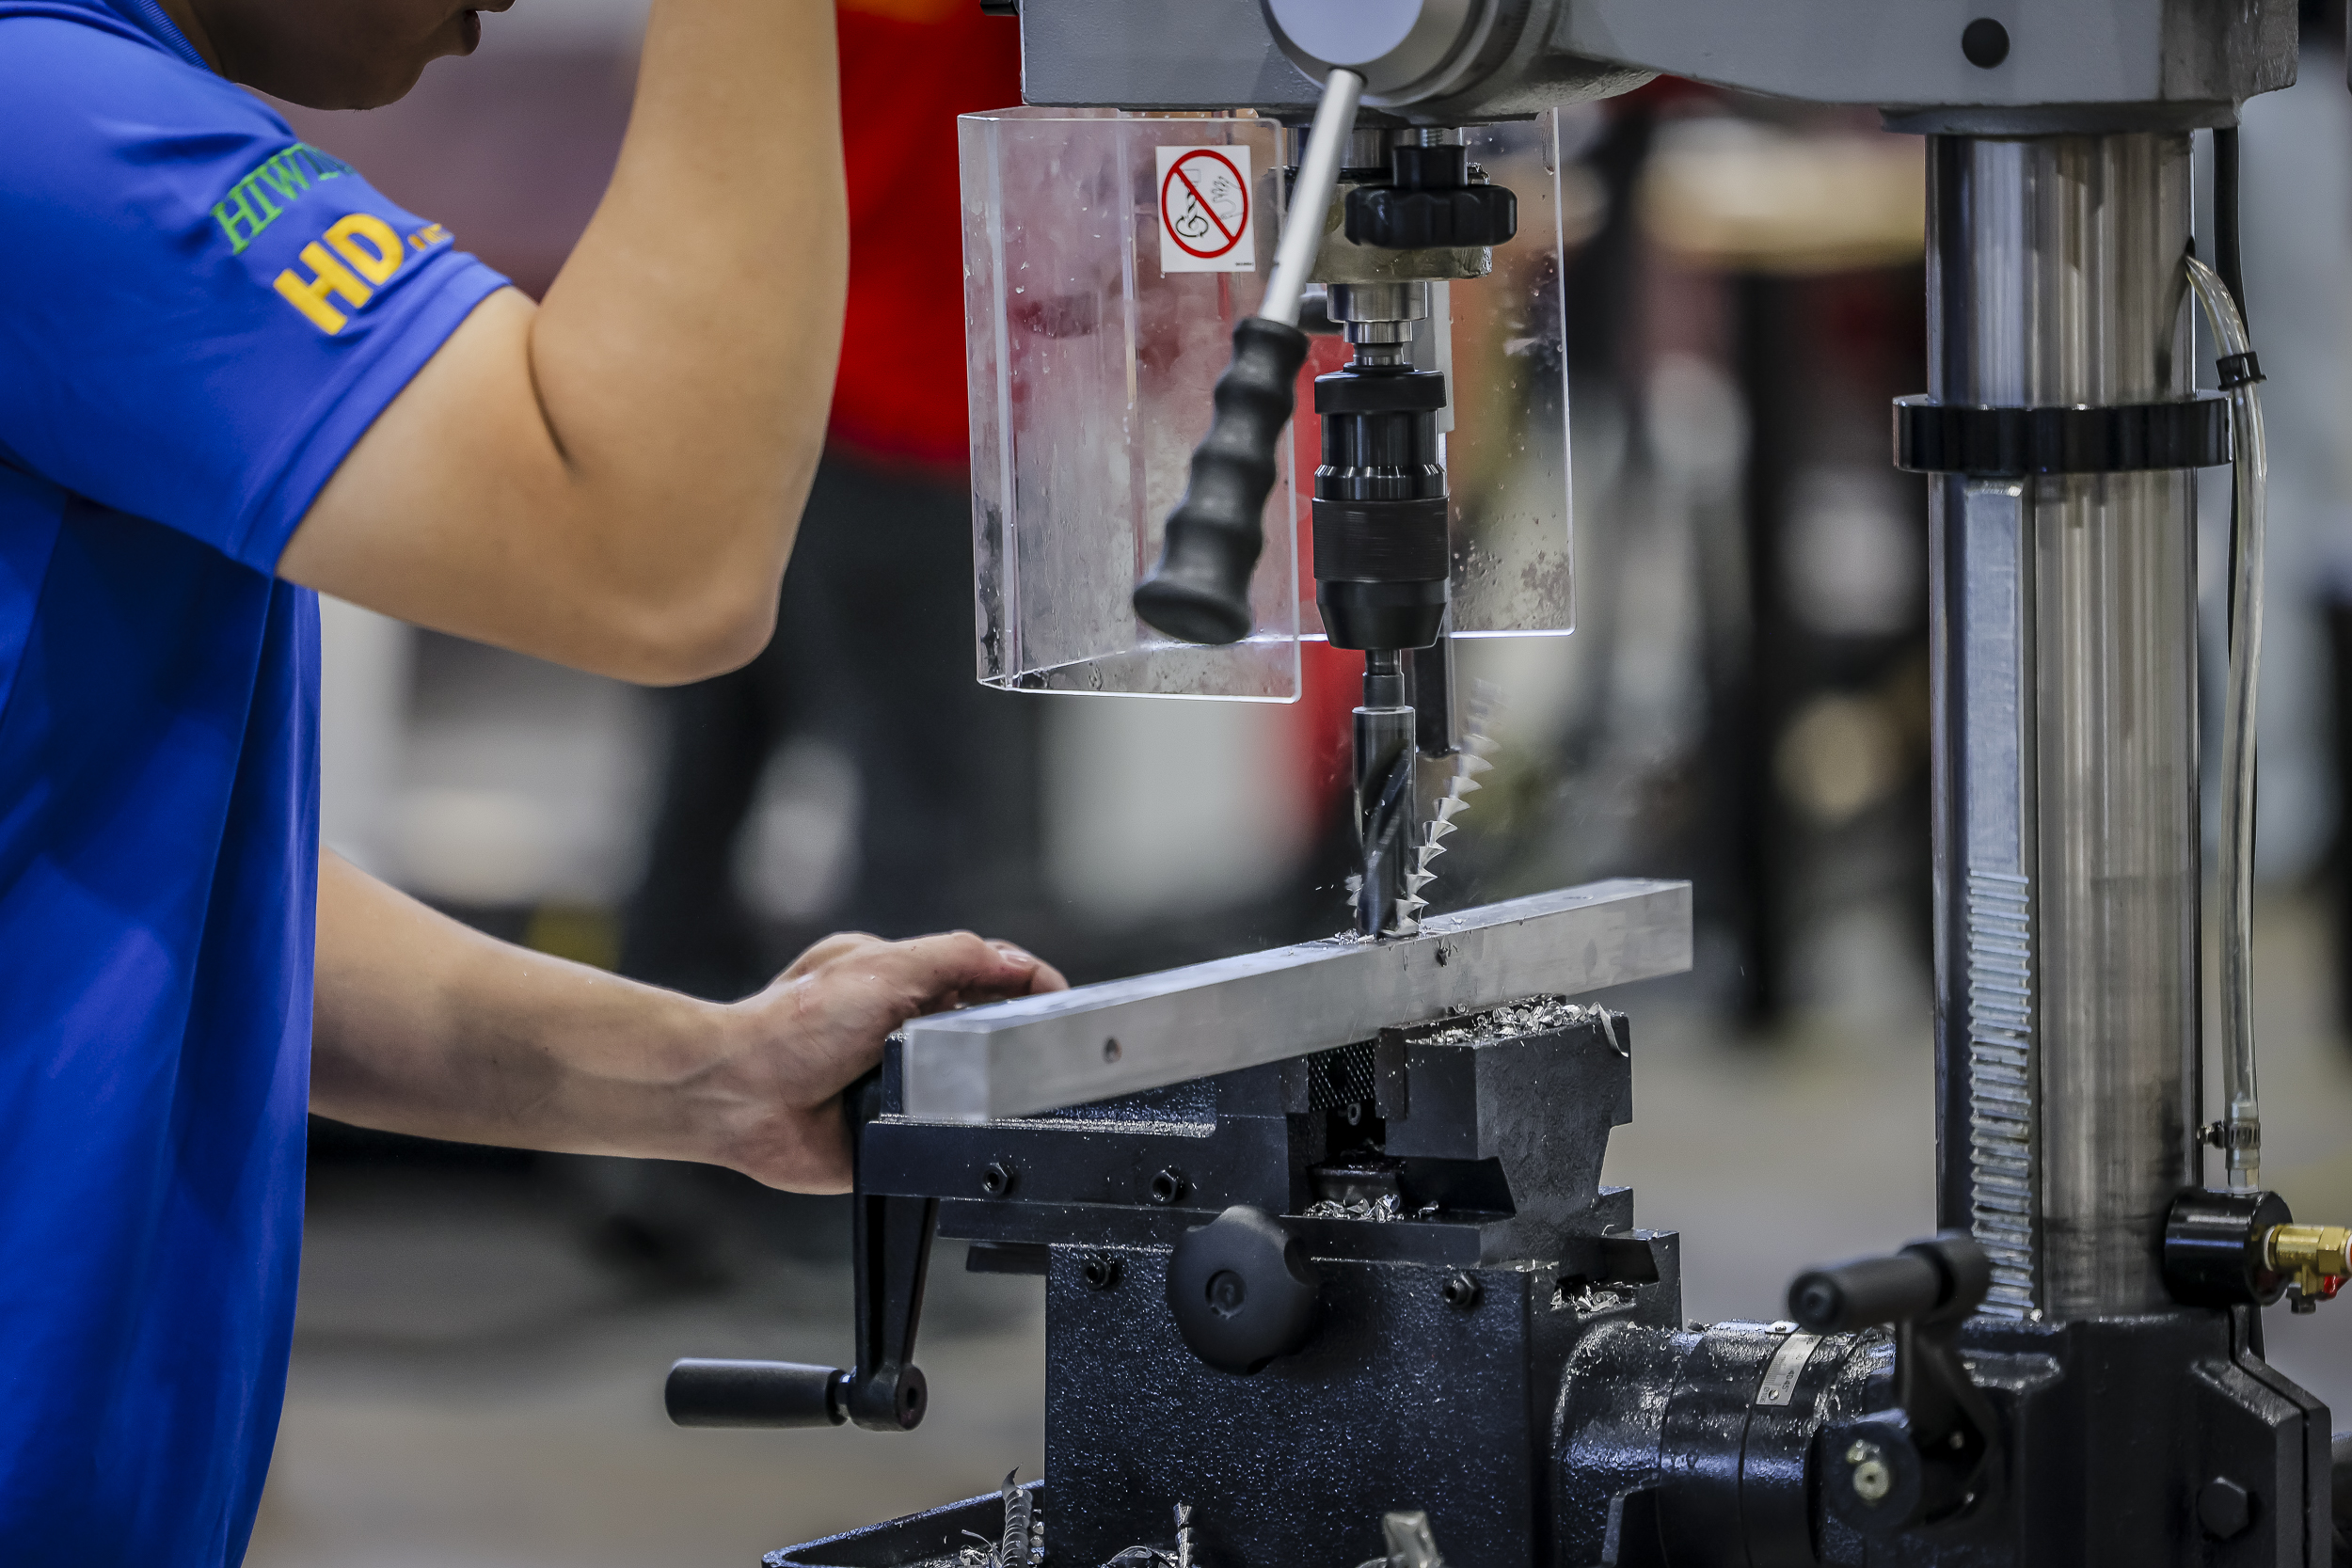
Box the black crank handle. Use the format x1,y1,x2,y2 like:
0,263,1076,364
665,1358,850,1428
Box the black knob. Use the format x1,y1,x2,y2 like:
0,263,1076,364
1788,1232,1990,1332
1134,316,1311,645
1345,183,1517,250
2164,1187,2293,1307
1167,1206,1321,1374
664,1359,849,1428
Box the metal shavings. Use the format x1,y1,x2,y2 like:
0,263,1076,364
1552,1280,1633,1317
1301,1193,1439,1223
961,1473,1045,1568
1098,1502,1203,1568
1356,1511,1449,1568
1394,681,1503,934
1417,996,1610,1046
1002,1471,1034,1568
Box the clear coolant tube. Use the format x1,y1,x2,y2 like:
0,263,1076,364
1259,69,1363,327
2186,253,2267,1190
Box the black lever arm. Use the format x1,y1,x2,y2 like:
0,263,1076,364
1131,317,1311,645
1788,1231,1997,1530
845,1069,937,1430
664,1066,938,1433
1131,67,1361,647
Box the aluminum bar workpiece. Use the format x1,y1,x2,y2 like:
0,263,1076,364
901,879,1691,1123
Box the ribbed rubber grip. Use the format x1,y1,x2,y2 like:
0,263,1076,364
664,1358,848,1428
1134,316,1311,646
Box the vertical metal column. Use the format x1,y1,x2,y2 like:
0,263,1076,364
1929,134,2200,1321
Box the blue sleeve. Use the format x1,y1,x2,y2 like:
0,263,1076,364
0,18,512,571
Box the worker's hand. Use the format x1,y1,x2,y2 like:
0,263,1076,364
705,931,1068,1194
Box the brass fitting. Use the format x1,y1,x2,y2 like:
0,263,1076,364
2262,1224,2352,1312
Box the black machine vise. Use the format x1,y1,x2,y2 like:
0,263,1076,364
665,967,2340,1567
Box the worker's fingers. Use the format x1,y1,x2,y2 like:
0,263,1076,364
858,929,1050,1015
998,941,1069,996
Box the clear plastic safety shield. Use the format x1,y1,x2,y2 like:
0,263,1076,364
961,107,1572,702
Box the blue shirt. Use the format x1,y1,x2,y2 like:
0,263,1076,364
0,5,509,1560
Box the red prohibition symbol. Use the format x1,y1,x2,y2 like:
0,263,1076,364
1161,149,1249,260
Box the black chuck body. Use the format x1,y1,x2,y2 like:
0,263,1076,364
1312,364,1450,652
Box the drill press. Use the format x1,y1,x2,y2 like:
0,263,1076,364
660,4,2352,1563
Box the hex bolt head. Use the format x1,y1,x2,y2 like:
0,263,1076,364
1078,1252,1122,1291
980,1161,1015,1198
1150,1167,1188,1205
2199,1478,2253,1540
1846,1440,1892,1505
1441,1272,1482,1309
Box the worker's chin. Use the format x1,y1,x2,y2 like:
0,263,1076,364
458,8,482,53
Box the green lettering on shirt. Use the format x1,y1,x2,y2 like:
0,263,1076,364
210,144,357,255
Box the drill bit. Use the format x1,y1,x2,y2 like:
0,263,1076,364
1393,681,1502,934
1354,651,1417,937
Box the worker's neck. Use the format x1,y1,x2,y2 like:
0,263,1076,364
150,0,229,74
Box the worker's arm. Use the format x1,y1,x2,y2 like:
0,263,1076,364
275,0,847,686
309,853,1063,1192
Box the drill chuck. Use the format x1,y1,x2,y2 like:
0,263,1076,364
1312,365,1450,652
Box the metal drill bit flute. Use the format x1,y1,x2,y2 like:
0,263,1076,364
1355,650,1416,937
1394,680,1501,934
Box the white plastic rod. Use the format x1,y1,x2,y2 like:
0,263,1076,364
1259,69,1364,327
2186,252,2267,1191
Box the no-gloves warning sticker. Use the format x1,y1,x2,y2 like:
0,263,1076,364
1156,145,1254,275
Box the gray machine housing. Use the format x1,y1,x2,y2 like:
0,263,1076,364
1012,0,2295,130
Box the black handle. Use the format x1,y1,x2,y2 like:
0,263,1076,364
1788,1232,1989,1332
664,1358,849,1428
846,1067,936,1431
660,1064,937,1436
1788,1254,1944,1332
1792,1233,1997,1532
1133,315,1311,645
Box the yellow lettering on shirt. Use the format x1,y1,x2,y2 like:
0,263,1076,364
326,213,404,286
273,242,374,335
